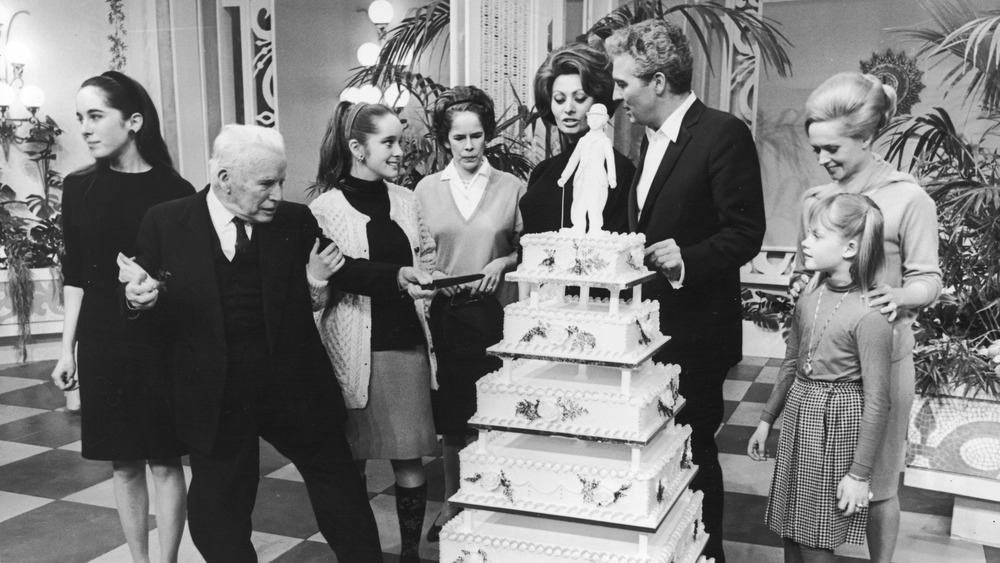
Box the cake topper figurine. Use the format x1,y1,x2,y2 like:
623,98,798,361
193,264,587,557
557,103,617,234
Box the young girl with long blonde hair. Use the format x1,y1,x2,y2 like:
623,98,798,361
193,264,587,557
748,193,892,562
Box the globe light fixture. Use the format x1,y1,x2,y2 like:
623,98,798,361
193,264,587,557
356,42,381,67
340,86,362,104
382,83,410,109
358,84,382,104
0,6,49,160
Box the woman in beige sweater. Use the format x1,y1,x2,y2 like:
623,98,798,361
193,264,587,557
414,86,525,540
793,72,942,563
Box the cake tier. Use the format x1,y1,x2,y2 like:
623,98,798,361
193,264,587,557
515,229,651,286
440,489,708,563
452,424,695,530
491,296,667,366
470,360,683,444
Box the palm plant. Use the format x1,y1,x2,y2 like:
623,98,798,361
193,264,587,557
886,0,1000,396
345,0,792,187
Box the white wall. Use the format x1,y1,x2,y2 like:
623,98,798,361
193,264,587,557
0,0,162,201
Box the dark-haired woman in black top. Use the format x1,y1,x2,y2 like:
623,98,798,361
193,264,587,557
52,71,193,563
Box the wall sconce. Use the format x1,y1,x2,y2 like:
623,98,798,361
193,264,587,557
367,0,393,39
340,2,412,114
0,5,47,161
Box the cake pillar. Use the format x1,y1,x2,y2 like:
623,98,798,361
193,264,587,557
631,446,642,472
634,283,642,302
621,368,632,395
638,533,649,557
530,285,540,308
575,364,587,379
579,285,590,306
609,291,620,315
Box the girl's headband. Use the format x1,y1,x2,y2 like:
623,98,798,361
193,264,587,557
344,102,370,138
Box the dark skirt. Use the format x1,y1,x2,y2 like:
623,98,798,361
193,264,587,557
431,349,501,435
345,346,437,460
78,340,187,461
765,378,868,549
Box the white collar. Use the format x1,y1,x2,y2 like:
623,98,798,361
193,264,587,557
646,92,697,143
441,159,492,183
206,187,238,232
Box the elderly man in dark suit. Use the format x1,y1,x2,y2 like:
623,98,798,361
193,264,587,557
607,19,766,563
124,124,382,562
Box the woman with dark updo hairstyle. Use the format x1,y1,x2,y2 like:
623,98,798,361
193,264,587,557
52,71,194,563
414,85,525,540
310,101,441,562
519,42,635,234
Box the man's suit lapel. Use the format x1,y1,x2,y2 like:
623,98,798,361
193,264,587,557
636,99,705,231
628,137,647,232
638,128,691,231
177,191,226,345
258,220,290,352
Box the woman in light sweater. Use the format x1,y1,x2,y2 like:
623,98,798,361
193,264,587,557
309,101,440,563
414,85,525,540
793,71,942,563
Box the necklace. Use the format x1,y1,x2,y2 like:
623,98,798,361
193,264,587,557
803,284,850,376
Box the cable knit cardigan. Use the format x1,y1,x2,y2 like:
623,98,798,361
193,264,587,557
309,183,438,409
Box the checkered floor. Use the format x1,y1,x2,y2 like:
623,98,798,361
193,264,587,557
2,358,998,562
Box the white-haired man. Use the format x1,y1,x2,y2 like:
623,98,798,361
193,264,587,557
125,124,381,561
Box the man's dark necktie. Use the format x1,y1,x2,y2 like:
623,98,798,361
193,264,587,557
232,217,250,259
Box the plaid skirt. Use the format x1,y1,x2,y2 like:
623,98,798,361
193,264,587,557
765,378,868,549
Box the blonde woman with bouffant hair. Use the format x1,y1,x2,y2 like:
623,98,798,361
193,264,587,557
791,71,942,563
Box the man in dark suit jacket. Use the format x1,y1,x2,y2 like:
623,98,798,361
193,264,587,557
124,124,382,562
607,20,766,563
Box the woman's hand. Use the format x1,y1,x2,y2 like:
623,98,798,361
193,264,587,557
50,353,78,391
475,260,506,295
836,474,871,516
868,284,905,322
398,267,437,301
788,273,810,301
307,238,346,280
747,421,772,461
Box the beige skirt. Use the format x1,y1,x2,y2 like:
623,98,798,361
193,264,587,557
869,352,915,501
345,346,437,460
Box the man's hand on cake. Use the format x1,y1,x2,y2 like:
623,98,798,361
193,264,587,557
645,239,683,281
398,266,437,300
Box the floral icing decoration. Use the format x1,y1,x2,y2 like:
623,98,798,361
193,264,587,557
656,480,666,504
514,398,589,422
636,319,652,346
566,326,597,352
452,548,489,563
626,249,643,271
515,399,542,421
540,249,556,272
579,476,631,506
570,243,609,276
657,398,674,419
464,471,510,501
520,321,549,343
557,397,588,421
681,437,693,469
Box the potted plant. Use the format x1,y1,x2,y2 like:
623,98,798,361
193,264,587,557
343,0,791,187
0,115,64,361
882,0,1000,546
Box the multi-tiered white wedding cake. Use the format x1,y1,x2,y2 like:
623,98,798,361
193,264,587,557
440,230,712,563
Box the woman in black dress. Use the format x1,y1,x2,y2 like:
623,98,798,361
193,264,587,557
520,42,636,235
51,71,194,563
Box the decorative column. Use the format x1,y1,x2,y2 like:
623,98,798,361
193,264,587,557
720,0,761,136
